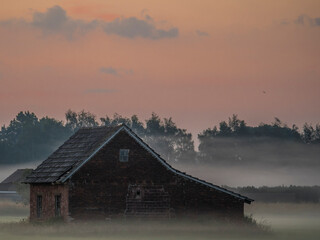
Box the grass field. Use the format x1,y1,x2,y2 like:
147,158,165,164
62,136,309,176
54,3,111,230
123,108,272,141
0,201,319,240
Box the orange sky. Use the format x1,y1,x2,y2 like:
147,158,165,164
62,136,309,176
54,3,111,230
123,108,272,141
0,0,320,137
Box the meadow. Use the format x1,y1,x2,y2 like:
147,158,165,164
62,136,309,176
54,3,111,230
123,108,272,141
0,201,319,240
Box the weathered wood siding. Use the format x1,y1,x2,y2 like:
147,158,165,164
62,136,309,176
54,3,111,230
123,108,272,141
30,184,69,221
68,131,244,219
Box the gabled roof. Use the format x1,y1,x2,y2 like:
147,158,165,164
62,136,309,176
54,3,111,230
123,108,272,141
24,125,123,183
1,169,32,184
25,124,253,204
0,168,33,191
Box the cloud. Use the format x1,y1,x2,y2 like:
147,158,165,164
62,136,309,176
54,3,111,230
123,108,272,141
196,30,209,37
100,67,133,76
84,88,117,94
314,18,320,26
100,67,118,75
280,19,290,25
294,14,320,27
123,69,133,75
31,5,98,38
1,5,179,40
104,16,179,39
294,15,305,25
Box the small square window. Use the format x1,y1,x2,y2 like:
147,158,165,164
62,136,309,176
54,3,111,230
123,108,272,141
119,149,129,162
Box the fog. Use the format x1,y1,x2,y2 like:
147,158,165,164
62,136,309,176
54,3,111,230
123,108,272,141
196,137,320,167
1,154,320,240
173,164,320,187
1,135,320,187
1,202,320,240
1,161,320,187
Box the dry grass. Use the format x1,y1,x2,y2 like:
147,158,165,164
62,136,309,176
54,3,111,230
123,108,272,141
0,202,319,240
0,219,269,240
246,202,320,231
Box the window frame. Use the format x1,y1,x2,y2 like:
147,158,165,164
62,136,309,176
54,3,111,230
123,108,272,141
119,149,130,162
55,194,61,217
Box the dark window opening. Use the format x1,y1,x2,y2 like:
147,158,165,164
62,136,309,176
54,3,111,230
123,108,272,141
119,149,129,162
135,189,141,199
55,195,61,217
36,195,42,218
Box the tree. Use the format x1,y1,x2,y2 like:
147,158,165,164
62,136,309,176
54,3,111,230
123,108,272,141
228,114,247,135
197,115,307,166
101,112,196,163
100,113,145,135
218,121,232,136
303,123,314,143
144,113,196,163
130,115,145,135
65,109,98,131
314,124,320,143
0,111,71,164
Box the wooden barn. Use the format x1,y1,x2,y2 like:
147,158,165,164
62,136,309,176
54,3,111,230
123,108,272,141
24,124,253,221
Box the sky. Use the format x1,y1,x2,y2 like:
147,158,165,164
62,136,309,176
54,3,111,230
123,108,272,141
0,0,320,137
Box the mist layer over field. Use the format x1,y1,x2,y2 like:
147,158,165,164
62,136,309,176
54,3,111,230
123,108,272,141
1,161,320,187
0,201,320,240
173,163,320,187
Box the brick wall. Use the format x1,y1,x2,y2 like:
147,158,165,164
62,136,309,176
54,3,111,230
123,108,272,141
30,184,69,221
68,131,244,220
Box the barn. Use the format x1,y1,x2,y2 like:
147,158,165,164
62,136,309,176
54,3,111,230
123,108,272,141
0,169,32,201
24,124,253,221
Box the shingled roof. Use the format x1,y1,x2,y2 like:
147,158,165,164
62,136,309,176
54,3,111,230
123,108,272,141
24,124,253,203
0,169,33,191
24,125,123,183
2,169,32,184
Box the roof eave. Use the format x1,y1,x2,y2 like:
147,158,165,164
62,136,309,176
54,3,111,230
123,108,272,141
244,198,254,204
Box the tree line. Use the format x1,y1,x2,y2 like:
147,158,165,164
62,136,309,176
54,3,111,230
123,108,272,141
0,110,319,165
198,115,320,166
